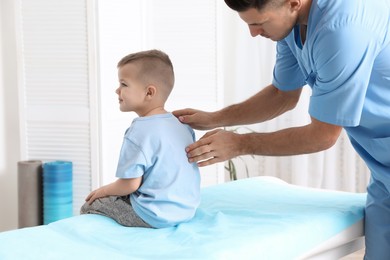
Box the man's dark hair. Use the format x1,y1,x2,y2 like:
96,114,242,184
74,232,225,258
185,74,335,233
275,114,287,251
224,0,284,12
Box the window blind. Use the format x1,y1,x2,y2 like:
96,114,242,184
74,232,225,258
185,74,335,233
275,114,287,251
17,0,98,215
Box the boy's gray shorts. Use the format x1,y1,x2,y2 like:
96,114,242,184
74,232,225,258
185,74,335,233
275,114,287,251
80,195,152,228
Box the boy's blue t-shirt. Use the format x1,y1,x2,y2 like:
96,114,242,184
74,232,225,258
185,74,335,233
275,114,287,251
115,113,200,228
272,0,390,187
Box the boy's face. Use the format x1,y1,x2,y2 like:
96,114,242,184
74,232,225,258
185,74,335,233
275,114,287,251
116,63,147,114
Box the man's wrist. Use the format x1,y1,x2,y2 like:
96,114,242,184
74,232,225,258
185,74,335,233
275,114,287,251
239,133,258,156
212,109,229,128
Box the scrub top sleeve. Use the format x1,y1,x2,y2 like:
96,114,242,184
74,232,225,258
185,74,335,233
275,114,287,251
115,137,146,179
272,39,306,90
309,25,380,127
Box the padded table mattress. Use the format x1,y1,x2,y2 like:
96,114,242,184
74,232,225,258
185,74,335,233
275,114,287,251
0,176,366,259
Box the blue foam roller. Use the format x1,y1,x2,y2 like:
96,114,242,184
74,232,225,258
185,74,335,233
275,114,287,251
43,161,73,225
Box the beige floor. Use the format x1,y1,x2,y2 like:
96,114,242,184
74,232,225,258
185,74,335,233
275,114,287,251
340,249,365,260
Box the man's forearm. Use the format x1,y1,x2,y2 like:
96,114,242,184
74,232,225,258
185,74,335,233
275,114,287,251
214,84,302,127
239,119,342,157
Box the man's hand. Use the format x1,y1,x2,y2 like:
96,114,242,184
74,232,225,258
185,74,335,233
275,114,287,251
186,129,242,167
172,108,218,130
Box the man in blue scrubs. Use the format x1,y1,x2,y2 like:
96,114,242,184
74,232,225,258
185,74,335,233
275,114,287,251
173,0,390,258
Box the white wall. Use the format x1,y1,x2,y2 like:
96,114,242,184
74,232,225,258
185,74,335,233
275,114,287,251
0,0,20,231
220,6,276,106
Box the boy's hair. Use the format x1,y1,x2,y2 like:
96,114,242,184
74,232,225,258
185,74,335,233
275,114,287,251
117,49,175,98
224,0,284,12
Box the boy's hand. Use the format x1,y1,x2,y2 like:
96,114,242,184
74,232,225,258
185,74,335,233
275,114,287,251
85,186,107,205
84,178,142,205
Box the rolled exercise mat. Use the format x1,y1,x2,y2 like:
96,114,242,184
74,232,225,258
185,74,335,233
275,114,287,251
43,161,73,224
17,160,43,228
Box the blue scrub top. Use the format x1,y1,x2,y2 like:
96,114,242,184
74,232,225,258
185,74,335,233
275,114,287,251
272,0,390,187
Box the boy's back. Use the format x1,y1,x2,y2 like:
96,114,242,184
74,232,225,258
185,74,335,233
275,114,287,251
116,113,201,228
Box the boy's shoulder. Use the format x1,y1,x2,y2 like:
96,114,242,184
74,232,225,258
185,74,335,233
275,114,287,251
128,113,194,138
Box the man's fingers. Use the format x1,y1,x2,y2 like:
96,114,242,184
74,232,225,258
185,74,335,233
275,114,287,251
172,108,191,117
187,147,211,162
199,129,221,139
177,114,192,124
172,109,194,122
187,129,220,152
197,157,222,167
188,150,215,163
186,129,226,164
186,137,210,153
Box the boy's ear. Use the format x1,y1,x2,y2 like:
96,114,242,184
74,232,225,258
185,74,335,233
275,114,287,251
146,85,157,98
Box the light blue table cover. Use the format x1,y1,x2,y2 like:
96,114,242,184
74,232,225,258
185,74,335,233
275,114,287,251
0,177,366,259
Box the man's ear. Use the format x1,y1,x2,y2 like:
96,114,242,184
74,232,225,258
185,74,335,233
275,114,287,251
289,0,302,11
145,85,157,99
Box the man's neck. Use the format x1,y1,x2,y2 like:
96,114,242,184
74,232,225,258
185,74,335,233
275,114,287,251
297,0,312,25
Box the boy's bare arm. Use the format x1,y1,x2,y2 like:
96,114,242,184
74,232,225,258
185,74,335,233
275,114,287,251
85,177,142,205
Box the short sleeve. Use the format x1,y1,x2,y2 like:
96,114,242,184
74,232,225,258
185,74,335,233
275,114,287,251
272,38,306,90
309,25,380,126
115,137,146,178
